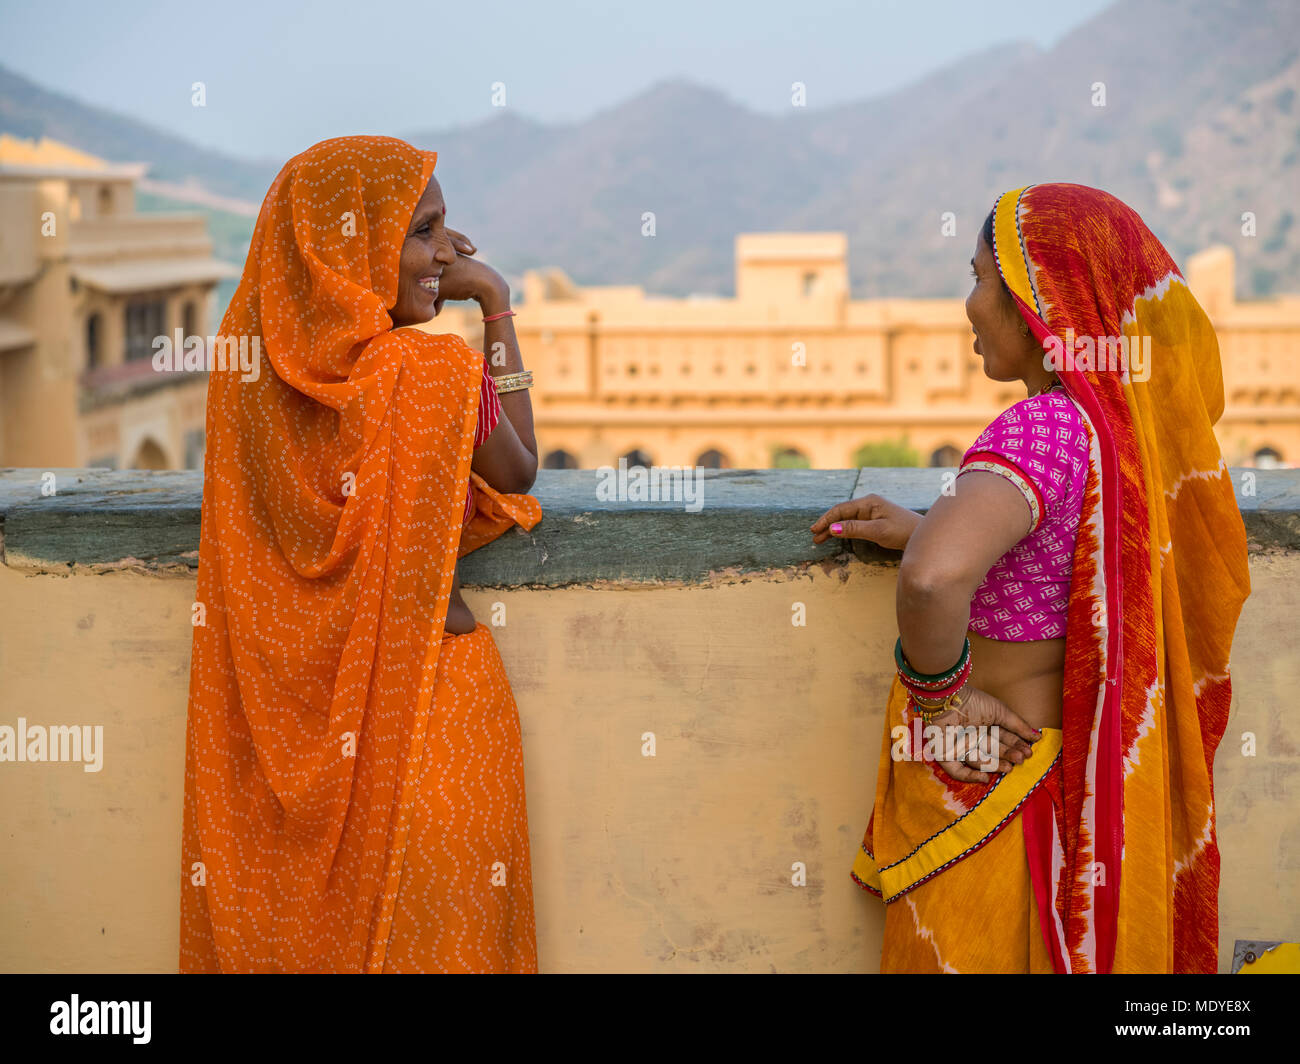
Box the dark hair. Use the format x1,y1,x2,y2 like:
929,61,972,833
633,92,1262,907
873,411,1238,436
980,207,1009,292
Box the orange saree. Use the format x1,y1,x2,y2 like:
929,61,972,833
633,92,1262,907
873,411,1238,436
852,184,1251,973
179,136,541,973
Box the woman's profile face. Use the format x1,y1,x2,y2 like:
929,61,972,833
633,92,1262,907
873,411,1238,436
965,230,1039,382
391,176,457,326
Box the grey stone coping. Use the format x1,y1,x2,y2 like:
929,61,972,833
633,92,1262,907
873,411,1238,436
0,466,1295,583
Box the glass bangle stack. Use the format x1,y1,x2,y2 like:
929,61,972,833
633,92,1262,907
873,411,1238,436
894,636,972,723
493,370,533,394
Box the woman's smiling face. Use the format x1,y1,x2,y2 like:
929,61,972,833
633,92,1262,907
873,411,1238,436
390,176,457,326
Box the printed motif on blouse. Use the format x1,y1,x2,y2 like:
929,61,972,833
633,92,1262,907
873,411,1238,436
956,390,1090,641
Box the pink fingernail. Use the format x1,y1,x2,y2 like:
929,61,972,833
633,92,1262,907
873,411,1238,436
830,523,842,534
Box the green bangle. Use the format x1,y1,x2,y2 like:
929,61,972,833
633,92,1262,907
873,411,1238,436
894,636,970,685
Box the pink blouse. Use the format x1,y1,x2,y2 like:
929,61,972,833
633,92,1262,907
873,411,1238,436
956,389,1090,641
463,356,502,526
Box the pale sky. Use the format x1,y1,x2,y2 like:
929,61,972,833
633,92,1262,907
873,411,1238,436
0,0,1115,160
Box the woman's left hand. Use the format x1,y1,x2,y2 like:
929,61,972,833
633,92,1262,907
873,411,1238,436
435,229,509,313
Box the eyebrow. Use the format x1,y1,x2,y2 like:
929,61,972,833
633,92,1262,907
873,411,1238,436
411,204,445,231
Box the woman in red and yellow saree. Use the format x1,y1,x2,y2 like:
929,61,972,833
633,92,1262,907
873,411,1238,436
179,135,542,973
815,183,1250,973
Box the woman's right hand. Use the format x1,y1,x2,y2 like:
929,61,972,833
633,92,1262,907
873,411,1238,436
926,686,1041,784
810,494,923,550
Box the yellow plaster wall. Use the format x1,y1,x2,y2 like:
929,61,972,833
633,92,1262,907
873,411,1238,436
0,556,1295,972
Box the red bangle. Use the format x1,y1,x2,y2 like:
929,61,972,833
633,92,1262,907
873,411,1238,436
482,309,515,322
905,661,972,705
900,655,972,700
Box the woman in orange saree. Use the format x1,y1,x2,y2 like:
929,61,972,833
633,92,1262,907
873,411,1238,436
178,135,542,973
818,183,1250,973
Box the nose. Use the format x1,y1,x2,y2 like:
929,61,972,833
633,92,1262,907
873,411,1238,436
433,234,457,267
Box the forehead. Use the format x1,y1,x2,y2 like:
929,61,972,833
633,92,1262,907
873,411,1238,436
411,177,444,217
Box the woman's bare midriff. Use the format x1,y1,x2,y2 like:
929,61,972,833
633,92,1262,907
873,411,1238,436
968,631,1065,732
445,564,478,635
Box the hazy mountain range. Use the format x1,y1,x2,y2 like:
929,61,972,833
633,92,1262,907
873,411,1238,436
2,0,1296,298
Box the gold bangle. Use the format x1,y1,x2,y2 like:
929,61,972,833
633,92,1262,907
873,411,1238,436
492,370,533,394
913,684,968,723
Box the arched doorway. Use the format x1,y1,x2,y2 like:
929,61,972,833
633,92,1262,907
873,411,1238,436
771,445,810,469
543,449,579,470
1253,446,1283,469
130,438,169,470
620,448,653,469
929,444,963,467
696,448,730,469
851,438,920,467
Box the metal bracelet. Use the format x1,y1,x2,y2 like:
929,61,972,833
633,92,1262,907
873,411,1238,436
492,370,533,394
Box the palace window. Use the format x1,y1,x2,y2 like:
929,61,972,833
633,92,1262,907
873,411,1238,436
86,312,102,370
125,298,166,362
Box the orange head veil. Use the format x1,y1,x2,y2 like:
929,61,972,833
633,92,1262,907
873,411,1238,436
989,183,1251,973
180,135,538,972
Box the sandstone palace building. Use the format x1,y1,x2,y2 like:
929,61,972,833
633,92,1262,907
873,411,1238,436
439,234,1298,472
0,136,236,471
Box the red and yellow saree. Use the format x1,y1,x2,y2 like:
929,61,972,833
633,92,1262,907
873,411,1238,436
179,136,541,973
852,184,1251,974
